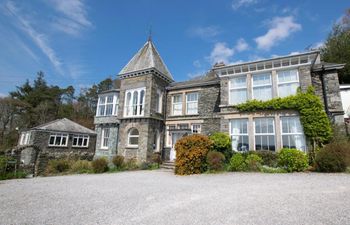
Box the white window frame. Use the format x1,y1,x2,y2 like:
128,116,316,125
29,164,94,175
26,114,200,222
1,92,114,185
124,87,146,117
72,134,89,148
229,76,248,105
277,69,300,97
191,124,201,134
48,133,68,147
101,128,110,149
229,119,249,152
19,131,31,146
254,118,276,151
280,116,306,152
186,92,198,115
166,125,176,147
96,93,119,117
252,73,272,101
128,128,139,147
172,94,182,116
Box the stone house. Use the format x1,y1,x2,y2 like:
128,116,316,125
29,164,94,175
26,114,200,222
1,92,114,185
94,38,345,162
16,118,96,175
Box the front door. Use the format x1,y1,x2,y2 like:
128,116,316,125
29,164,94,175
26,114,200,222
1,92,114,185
169,132,184,161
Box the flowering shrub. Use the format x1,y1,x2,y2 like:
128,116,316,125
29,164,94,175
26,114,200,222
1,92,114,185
175,134,213,175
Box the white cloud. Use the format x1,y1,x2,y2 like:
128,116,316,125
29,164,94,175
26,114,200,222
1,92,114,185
5,1,63,74
187,70,206,79
232,0,258,10
208,42,235,65
255,16,301,50
0,93,8,97
49,0,92,36
235,38,249,52
193,60,202,68
189,26,221,40
312,41,324,49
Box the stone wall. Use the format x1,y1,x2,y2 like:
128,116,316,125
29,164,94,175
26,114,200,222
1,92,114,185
32,130,96,175
94,124,119,159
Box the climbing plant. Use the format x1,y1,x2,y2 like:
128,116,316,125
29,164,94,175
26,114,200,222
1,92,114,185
235,86,332,162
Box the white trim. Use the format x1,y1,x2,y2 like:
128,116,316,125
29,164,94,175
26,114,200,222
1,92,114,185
101,128,110,149
229,119,249,152
229,76,248,105
186,92,198,115
72,134,89,148
96,93,119,117
172,94,182,116
280,116,306,152
127,128,139,147
252,73,272,101
253,117,275,151
124,87,146,117
277,69,300,97
48,133,68,147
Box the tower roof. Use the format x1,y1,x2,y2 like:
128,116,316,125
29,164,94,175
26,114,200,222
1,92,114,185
119,40,174,82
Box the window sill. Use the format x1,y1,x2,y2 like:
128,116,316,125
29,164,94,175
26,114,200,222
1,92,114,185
126,146,138,149
48,145,68,148
72,146,89,149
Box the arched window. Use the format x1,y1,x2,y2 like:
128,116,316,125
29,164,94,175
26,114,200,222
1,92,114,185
128,128,139,147
132,91,138,115
124,88,146,117
140,90,145,115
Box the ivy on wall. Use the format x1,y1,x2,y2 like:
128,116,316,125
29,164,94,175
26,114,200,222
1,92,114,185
235,87,333,150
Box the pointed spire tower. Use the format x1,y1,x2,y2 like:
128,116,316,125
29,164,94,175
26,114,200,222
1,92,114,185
118,39,174,83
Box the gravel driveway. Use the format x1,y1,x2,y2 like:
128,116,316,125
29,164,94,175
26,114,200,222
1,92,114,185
0,170,349,225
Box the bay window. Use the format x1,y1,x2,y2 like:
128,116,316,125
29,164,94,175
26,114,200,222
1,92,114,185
186,92,198,114
277,70,300,97
172,94,182,116
97,93,119,116
124,88,145,117
281,116,306,151
230,119,249,152
254,118,275,151
252,73,272,101
229,76,247,105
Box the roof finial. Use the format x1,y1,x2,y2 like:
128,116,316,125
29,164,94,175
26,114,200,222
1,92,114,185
148,24,152,42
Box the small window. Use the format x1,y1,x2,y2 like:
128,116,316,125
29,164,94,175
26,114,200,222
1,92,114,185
19,131,31,146
254,118,275,151
191,124,201,134
48,133,68,147
230,119,249,152
229,76,247,105
72,134,89,148
277,70,300,97
252,73,272,101
186,92,198,115
128,128,139,147
172,94,182,116
101,128,110,149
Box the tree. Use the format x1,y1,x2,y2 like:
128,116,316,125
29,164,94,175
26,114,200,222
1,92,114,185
321,8,350,84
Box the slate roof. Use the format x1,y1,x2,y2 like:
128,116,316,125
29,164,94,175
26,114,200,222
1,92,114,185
312,62,345,71
32,118,96,134
167,70,219,90
119,40,173,81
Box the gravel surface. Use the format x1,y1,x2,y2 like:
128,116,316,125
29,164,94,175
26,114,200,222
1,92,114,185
0,170,350,225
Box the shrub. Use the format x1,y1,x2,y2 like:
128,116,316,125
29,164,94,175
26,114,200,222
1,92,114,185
112,155,125,169
229,154,246,171
92,157,109,173
245,154,263,171
209,132,232,161
70,160,92,173
278,148,308,172
46,159,72,174
254,151,278,167
206,151,225,171
0,171,27,180
315,142,350,172
152,153,162,165
125,158,138,170
175,134,213,175
260,165,287,173
0,156,8,175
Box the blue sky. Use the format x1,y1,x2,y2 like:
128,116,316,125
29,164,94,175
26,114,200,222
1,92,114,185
0,0,348,96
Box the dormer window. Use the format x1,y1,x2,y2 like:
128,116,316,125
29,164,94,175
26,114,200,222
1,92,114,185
124,88,146,117
97,93,119,117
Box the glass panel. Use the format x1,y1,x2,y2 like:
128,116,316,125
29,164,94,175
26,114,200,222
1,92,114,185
99,97,105,104
49,136,55,145
253,73,271,86
78,137,83,146
140,90,145,115
230,76,246,88
130,129,139,136
98,106,105,116
83,138,88,146
253,86,272,101
73,137,78,146
278,83,299,97
187,102,198,114
230,89,247,105
129,137,138,145
55,136,61,145
187,92,198,101
61,136,67,146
